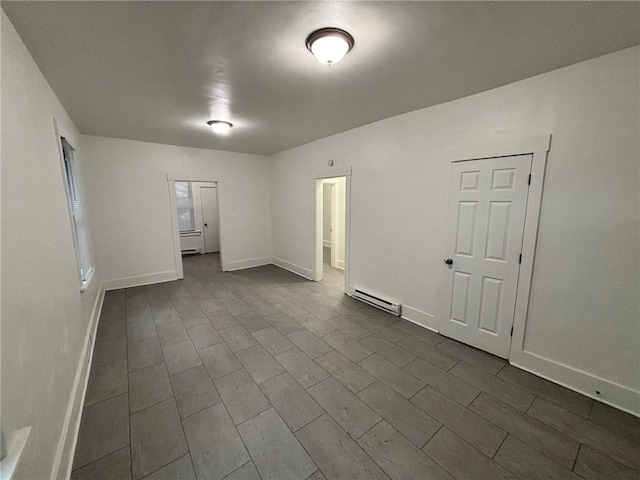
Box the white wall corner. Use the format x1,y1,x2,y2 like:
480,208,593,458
272,257,314,280
52,281,105,480
103,271,179,291
401,305,439,332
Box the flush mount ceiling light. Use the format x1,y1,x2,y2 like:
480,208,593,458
306,27,354,66
207,120,233,135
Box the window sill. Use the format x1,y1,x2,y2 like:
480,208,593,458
80,267,95,293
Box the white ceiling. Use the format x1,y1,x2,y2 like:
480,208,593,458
3,1,639,155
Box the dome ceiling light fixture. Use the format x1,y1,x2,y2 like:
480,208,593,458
207,120,233,135
306,27,354,66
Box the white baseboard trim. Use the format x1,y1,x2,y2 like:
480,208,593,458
323,240,331,248
336,259,345,270
510,349,640,417
272,257,314,280
225,256,272,272
52,281,105,479
103,270,179,291
401,305,439,332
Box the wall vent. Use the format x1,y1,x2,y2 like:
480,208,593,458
352,288,401,316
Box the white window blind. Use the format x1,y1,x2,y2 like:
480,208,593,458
175,181,196,232
61,137,93,285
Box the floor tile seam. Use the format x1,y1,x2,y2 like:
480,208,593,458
220,396,273,477
127,358,165,374
290,408,327,435
419,423,444,451
496,374,594,420
221,460,261,480
295,411,384,480
499,433,587,478
417,425,464,478
71,444,132,475
449,360,536,410
136,452,192,480
356,382,442,441
169,380,223,422
407,385,513,446
523,412,640,470
235,403,320,475
273,349,331,389
571,443,585,472
468,392,586,470
351,418,407,477
585,417,640,445
356,418,450,475
89,354,129,371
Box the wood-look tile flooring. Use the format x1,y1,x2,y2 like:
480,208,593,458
72,253,640,480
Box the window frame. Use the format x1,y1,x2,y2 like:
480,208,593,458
174,181,197,232
57,132,94,292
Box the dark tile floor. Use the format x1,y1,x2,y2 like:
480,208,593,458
72,253,640,480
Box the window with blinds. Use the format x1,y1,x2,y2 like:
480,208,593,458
60,137,93,287
175,181,196,232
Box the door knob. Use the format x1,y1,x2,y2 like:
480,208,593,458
444,258,453,265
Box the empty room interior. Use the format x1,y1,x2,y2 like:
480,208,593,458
1,2,639,479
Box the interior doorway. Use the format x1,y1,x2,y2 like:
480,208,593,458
315,174,349,291
169,177,223,278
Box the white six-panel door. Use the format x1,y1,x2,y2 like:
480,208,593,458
440,155,532,358
199,186,220,253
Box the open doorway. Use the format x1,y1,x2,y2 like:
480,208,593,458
169,177,223,279
315,175,349,291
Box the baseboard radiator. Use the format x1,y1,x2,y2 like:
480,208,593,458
181,248,200,255
352,288,401,316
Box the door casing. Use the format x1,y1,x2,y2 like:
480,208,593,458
313,166,352,291
439,135,551,361
167,173,225,278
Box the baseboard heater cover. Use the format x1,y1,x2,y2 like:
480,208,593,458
352,288,401,316
181,249,200,255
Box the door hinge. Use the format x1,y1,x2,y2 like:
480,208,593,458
528,174,531,185
519,253,522,264
510,326,513,337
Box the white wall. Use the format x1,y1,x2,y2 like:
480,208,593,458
270,47,640,413
1,11,103,479
83,136,272,287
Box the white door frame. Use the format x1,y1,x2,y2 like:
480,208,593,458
328,183,338,268
441,135,551,360
314,166,352,291
167,173,226,278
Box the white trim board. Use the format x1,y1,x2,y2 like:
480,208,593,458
103,270,178,291
272,257,314,280
445,134,551,163
511,351,640,417
51,281,105,480
401,305,438,332
224,257,272,272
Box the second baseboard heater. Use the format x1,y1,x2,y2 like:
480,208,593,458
352,288,401,316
